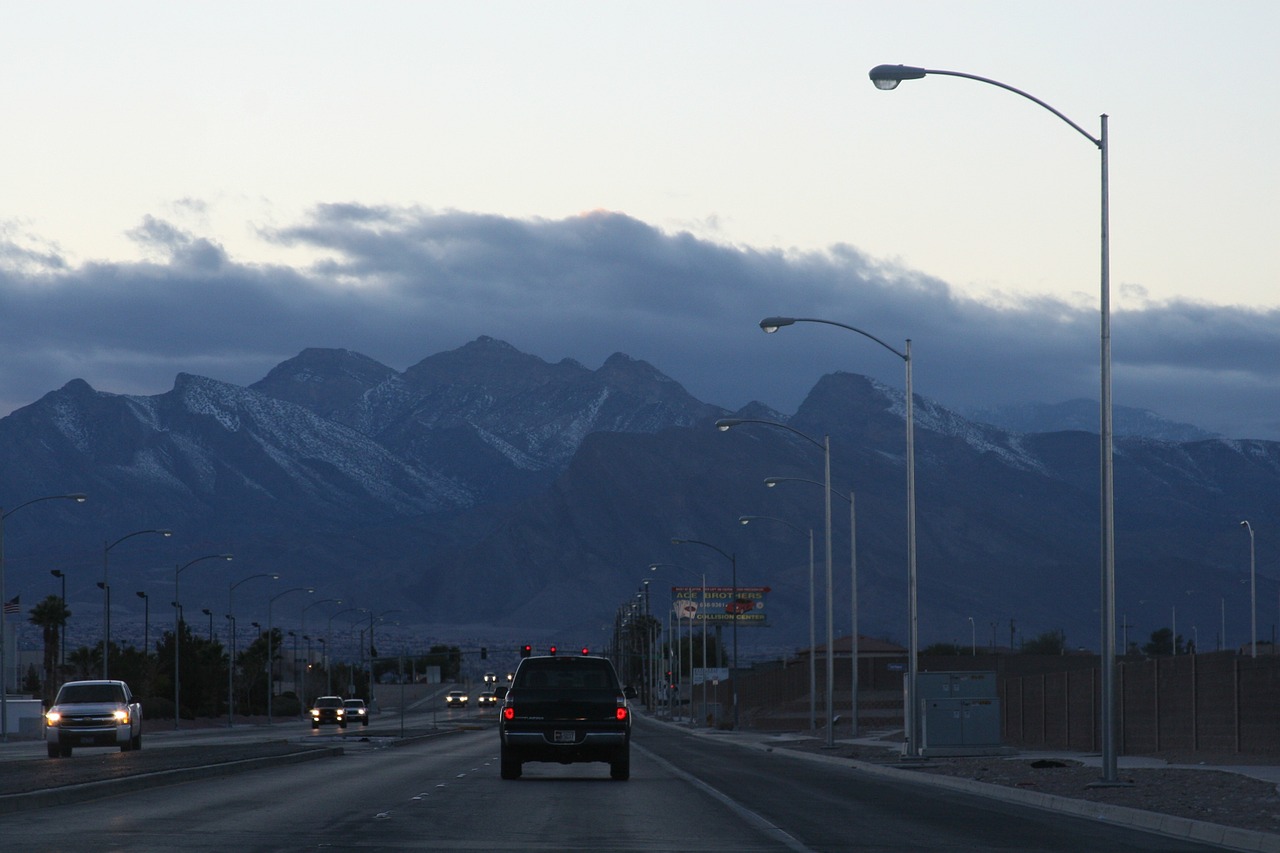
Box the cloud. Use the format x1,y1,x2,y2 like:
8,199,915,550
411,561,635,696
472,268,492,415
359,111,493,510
2,205,1279,440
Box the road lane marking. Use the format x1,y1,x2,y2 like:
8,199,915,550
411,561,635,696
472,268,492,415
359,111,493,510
635,743,817,853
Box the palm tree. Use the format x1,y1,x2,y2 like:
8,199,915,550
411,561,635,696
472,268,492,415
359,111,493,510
28,594,71,693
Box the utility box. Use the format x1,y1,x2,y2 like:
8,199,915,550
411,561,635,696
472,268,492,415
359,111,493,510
912,672,1012,757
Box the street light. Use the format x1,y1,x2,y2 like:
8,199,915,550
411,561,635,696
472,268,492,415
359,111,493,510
267,586,314,724
764,475,860,740
645,560,706,722
717,416,834,742
650,562,706,725
670,538,739,729
301,598,340,706
174,553,233,729
327,607,366,695
103,528,172,677
1242,521,1257,658
1,492,87,741
867,61,1112,776
227,572,278,727
760,315,915,754
740,515,816,732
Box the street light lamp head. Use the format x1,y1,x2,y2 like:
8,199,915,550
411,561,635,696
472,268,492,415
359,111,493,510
136,591,146,600
68,494,88,503
159,530,173,538
763,477,781,488
1241,520,1251,530
759,316,796,334
869,64,927,90
714,418,741,432
670,538,686,546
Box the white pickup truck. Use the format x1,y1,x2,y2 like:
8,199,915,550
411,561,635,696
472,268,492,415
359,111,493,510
45,679,143,758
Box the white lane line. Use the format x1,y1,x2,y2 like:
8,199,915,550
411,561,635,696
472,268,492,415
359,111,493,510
635,743,817,853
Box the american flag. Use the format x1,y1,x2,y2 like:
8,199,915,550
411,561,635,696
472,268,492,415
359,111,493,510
2,596,18,615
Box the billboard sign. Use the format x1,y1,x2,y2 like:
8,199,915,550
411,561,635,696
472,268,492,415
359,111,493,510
671,586,770,627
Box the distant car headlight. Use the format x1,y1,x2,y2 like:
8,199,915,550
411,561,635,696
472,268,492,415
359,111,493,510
310,709,320,717
45,710,61,725
113,709,129,723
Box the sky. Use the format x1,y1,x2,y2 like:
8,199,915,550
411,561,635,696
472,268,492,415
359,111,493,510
2,1,1278,439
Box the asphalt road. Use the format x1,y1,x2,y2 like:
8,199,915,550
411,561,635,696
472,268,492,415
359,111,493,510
0,709,1227,852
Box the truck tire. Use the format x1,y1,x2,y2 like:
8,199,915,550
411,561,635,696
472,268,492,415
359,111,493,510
47,743,59,759
610,747,630,781
500,745,522,780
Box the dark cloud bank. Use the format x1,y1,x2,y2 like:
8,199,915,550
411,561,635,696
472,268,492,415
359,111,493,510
2,205,1278,440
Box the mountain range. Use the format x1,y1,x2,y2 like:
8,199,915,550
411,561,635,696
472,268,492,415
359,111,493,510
2,336,1277,660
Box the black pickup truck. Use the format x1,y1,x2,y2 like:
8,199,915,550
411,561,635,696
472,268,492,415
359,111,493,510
499,653,635,781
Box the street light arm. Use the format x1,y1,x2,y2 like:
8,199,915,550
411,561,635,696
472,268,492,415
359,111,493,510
738,515,808,536
178,553,234,574
715,417,825,452
671,537,733,565
867,65,1101,149
231,572,279,592
760,317,907,362
764,476,851,505
106,528,173,552
2,493,88,520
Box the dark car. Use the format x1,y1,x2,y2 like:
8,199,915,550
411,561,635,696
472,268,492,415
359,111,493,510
343,698,369,726
499,654,635,781
310,695,346,729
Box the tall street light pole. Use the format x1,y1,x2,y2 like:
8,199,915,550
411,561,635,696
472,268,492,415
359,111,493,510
1,493,87,742
103,528,172,678
649,563,706,725
764,476,859,740
301,598,340,707
135,591,149,657
174,553,233,729
865,61,1112,778
328,607,365,696
761,315,915,755
717,417,834,742
51,569,67,672
671,538,739,729
739,515,816,732
1242,521,1257,658
267,586,314,724
228,573,278,727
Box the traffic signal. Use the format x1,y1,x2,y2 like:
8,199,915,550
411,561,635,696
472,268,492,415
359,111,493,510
480,647,487,660
520,644,532,658
549,645,557,656
580,647,589,655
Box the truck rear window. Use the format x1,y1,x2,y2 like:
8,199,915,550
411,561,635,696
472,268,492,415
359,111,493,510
515,660,618,691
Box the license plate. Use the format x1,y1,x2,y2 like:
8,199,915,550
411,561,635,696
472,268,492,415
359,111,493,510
553,730,576,743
